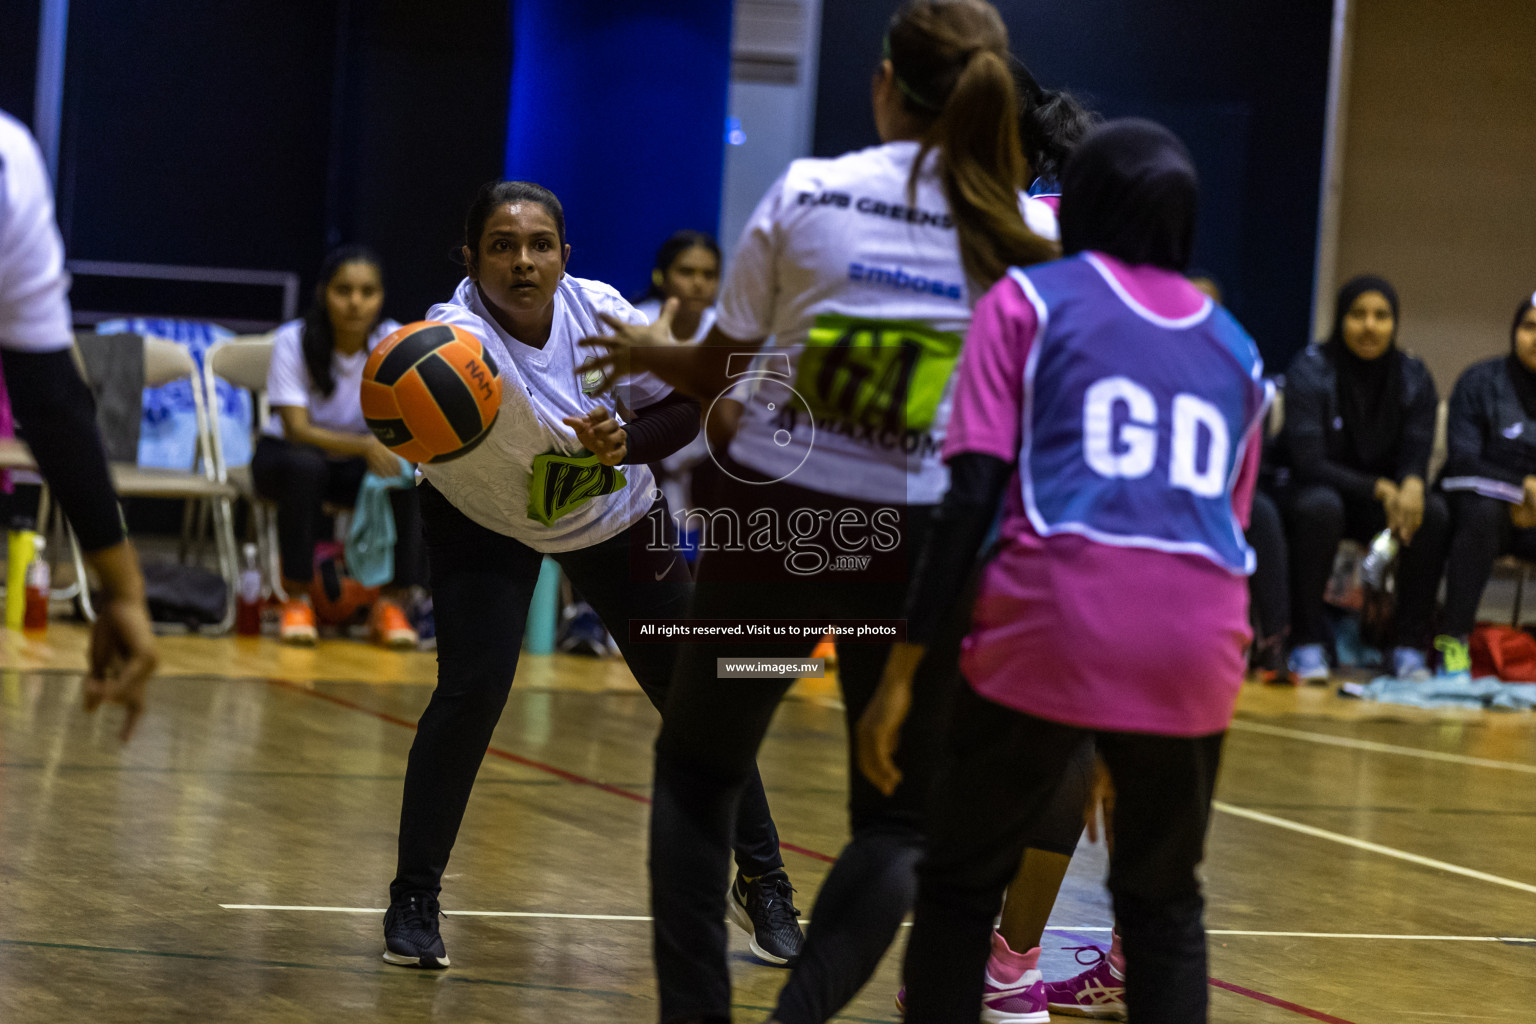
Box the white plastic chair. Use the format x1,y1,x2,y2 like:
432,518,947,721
73,335,241,630
203,334,287,600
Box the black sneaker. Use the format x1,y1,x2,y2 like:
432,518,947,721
727,869,803,966
382,891,450,968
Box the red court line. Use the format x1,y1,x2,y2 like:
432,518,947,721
1210,979,1359,1023
264,678,834,864
267,677,1361,1022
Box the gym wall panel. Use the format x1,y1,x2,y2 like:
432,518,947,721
1332,0,1536,391
505,0,734,299
331,0,510,321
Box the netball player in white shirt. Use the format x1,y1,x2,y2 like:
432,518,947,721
0,109,157,740
381,181,799,970
579,3,1060,1020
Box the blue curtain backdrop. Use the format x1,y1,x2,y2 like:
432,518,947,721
505,0,734,299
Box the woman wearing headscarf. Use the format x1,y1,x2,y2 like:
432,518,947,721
1435,293,1536,672
1280,275,1450,680
860,118,1270,1024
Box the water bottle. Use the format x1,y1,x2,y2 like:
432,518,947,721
23,537,50,632
236,543,263,636
1359,528,1399,589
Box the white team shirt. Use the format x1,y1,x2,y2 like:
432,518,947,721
419,274,673,552
635,297,717,343
0,111,72,354
263,317,402,438
716,140,1058,504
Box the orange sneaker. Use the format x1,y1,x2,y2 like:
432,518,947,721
812,635,837,665
279,598,318,645
370,598,418,650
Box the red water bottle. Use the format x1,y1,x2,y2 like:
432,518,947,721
23,537,50,632
236,543,263,636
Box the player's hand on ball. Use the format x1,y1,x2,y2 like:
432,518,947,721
563,407,628,466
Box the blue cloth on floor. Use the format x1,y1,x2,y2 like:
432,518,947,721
346,459,414,587
1349,674,1536,710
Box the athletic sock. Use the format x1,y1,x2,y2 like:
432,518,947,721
988,929,1041,984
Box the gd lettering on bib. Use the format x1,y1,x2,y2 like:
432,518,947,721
527,450,627,527
793,314,961,434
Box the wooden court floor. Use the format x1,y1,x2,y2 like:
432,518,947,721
1,624,1533,1023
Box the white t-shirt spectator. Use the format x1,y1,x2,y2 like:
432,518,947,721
262,317,401,438
634,297,717,344
0,110,72,354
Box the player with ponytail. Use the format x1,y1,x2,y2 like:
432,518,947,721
578,3,1064,1021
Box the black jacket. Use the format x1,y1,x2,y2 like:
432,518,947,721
1279,343,1438,501
1440,356,1536,503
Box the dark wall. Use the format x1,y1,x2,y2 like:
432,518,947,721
53,0,508,327
0,0,40,127
331,0,511,320
815,0,1333,369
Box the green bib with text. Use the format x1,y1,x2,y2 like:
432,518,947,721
793,314,962,434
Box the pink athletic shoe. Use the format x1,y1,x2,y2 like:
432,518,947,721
1043,945,1127,1020
980,966,1049,1023
894,969,1048,1024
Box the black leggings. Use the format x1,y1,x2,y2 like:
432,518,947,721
1283,482,1450,647
649,468,944,1024
904,684,1224,1024
389,483,784,901
1443,491,1536,637
251,435,425,588
1246,488,1289,644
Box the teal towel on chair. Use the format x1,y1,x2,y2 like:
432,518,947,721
347,458,414,587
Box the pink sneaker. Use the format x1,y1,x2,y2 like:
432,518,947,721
981,965,1049,1023
894,971,1048,1024
1043,945,1127,1020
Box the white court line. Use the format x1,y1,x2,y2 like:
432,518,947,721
216,906,1534,943
219,905,651,921
1213,801,1536,895
1229,720,1536,774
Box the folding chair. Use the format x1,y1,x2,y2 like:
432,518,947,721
72,335,241,631
203,334,289,600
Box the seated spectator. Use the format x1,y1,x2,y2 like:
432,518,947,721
250,246,426,647
1436,292,1536,674
634,230,719,344
634,231,721,511
1279,275,1450,680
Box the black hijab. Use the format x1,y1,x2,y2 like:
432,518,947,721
1059,118,1198,271
1327,274,1403,472
1505,294,1536,419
